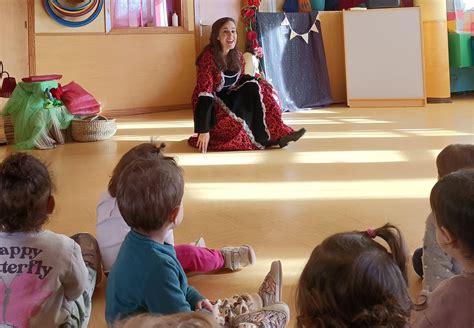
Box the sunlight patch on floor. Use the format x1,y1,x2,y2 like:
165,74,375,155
396,128,472,137
186,179,435,201
173,150,420,166
116,121,194,129
303,131,403,139
112,135,189,142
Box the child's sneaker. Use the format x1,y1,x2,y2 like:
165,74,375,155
258,261,282,307
221,245,256,271
70,233,103,286
233,302,290,328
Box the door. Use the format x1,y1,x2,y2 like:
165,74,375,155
194,0,245,55
0,0,31,143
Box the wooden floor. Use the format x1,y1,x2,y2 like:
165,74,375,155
1,97,473,327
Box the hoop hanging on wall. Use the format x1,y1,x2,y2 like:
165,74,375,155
49,0,98,17
43,0,104,28
52,0,93,11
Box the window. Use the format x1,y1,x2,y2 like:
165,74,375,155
108,0,186,32
464,0,474,10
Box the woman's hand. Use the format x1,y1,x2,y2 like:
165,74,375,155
196,133,210,153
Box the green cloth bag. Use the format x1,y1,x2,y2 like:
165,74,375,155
2,81,74,149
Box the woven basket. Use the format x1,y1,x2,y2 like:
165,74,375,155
71,115,117,142
3,115,15,145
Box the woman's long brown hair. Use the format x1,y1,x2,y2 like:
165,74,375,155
195,17,241,73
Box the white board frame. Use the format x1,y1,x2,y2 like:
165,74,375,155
343,7,426,107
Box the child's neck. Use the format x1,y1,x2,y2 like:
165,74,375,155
135,226,172,244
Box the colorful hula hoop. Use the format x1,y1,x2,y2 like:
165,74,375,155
43,0,104,27
52,0,92,11
49,0,97,17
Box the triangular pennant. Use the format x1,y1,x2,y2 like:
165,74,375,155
301,33,309,44
290,30,298,40
316,12,321,21
311,23,319,33
281,17,290,26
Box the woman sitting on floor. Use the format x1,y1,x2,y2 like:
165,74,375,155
189,17,306,153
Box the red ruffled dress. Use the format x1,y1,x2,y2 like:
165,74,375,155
188,50,295,151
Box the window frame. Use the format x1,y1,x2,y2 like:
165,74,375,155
105,0,190,35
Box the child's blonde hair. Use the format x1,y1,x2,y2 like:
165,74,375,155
115,311,218,328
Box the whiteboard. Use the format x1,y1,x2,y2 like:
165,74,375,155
343,8,425,101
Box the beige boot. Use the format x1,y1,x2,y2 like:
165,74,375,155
258,261,282,307
232,302,290,328
215,293,263,326
70,233,103,286
221,245,256,271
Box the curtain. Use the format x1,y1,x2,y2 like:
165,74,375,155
112,0,175,28
447,0,474,34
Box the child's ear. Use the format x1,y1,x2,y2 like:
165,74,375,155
169,205,181,225
439,226,457,247
47,196,55,214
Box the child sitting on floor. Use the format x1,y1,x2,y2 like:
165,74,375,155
96,142,256,274
0,153,102,327
412,144,474,291
296,223,412,328
411,169,474,327
105,145,289,327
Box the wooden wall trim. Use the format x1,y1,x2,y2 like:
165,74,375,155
105,104,191,117
194,0,200,55
107,27,192,35
347,98,426,108
27,0,36,75
36,32,105,36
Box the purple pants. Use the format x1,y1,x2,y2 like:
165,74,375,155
175,245,224,272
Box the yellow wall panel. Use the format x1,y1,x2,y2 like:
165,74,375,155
36,33,196,112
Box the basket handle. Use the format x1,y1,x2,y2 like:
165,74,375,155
0,61,10,79
84,115,109,121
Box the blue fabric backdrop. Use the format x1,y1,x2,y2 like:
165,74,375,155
256,12,333,111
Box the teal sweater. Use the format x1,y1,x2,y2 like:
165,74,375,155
105,230,204,323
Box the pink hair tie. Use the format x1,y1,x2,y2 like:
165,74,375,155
366,228,377,239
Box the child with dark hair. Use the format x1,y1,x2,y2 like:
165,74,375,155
412,144,474,291
105,145,289,327
96,142,256,274
0,153,102,327
296,224,411,328
412,169,474,327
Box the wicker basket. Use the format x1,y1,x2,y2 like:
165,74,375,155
71,115,117,142
3,115,15,145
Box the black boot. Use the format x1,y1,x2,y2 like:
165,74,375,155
278,128,306,148
260,139,279,149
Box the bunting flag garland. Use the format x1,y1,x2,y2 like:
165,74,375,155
281,13,320,44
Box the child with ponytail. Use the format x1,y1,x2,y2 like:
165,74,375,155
296,223,412,328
